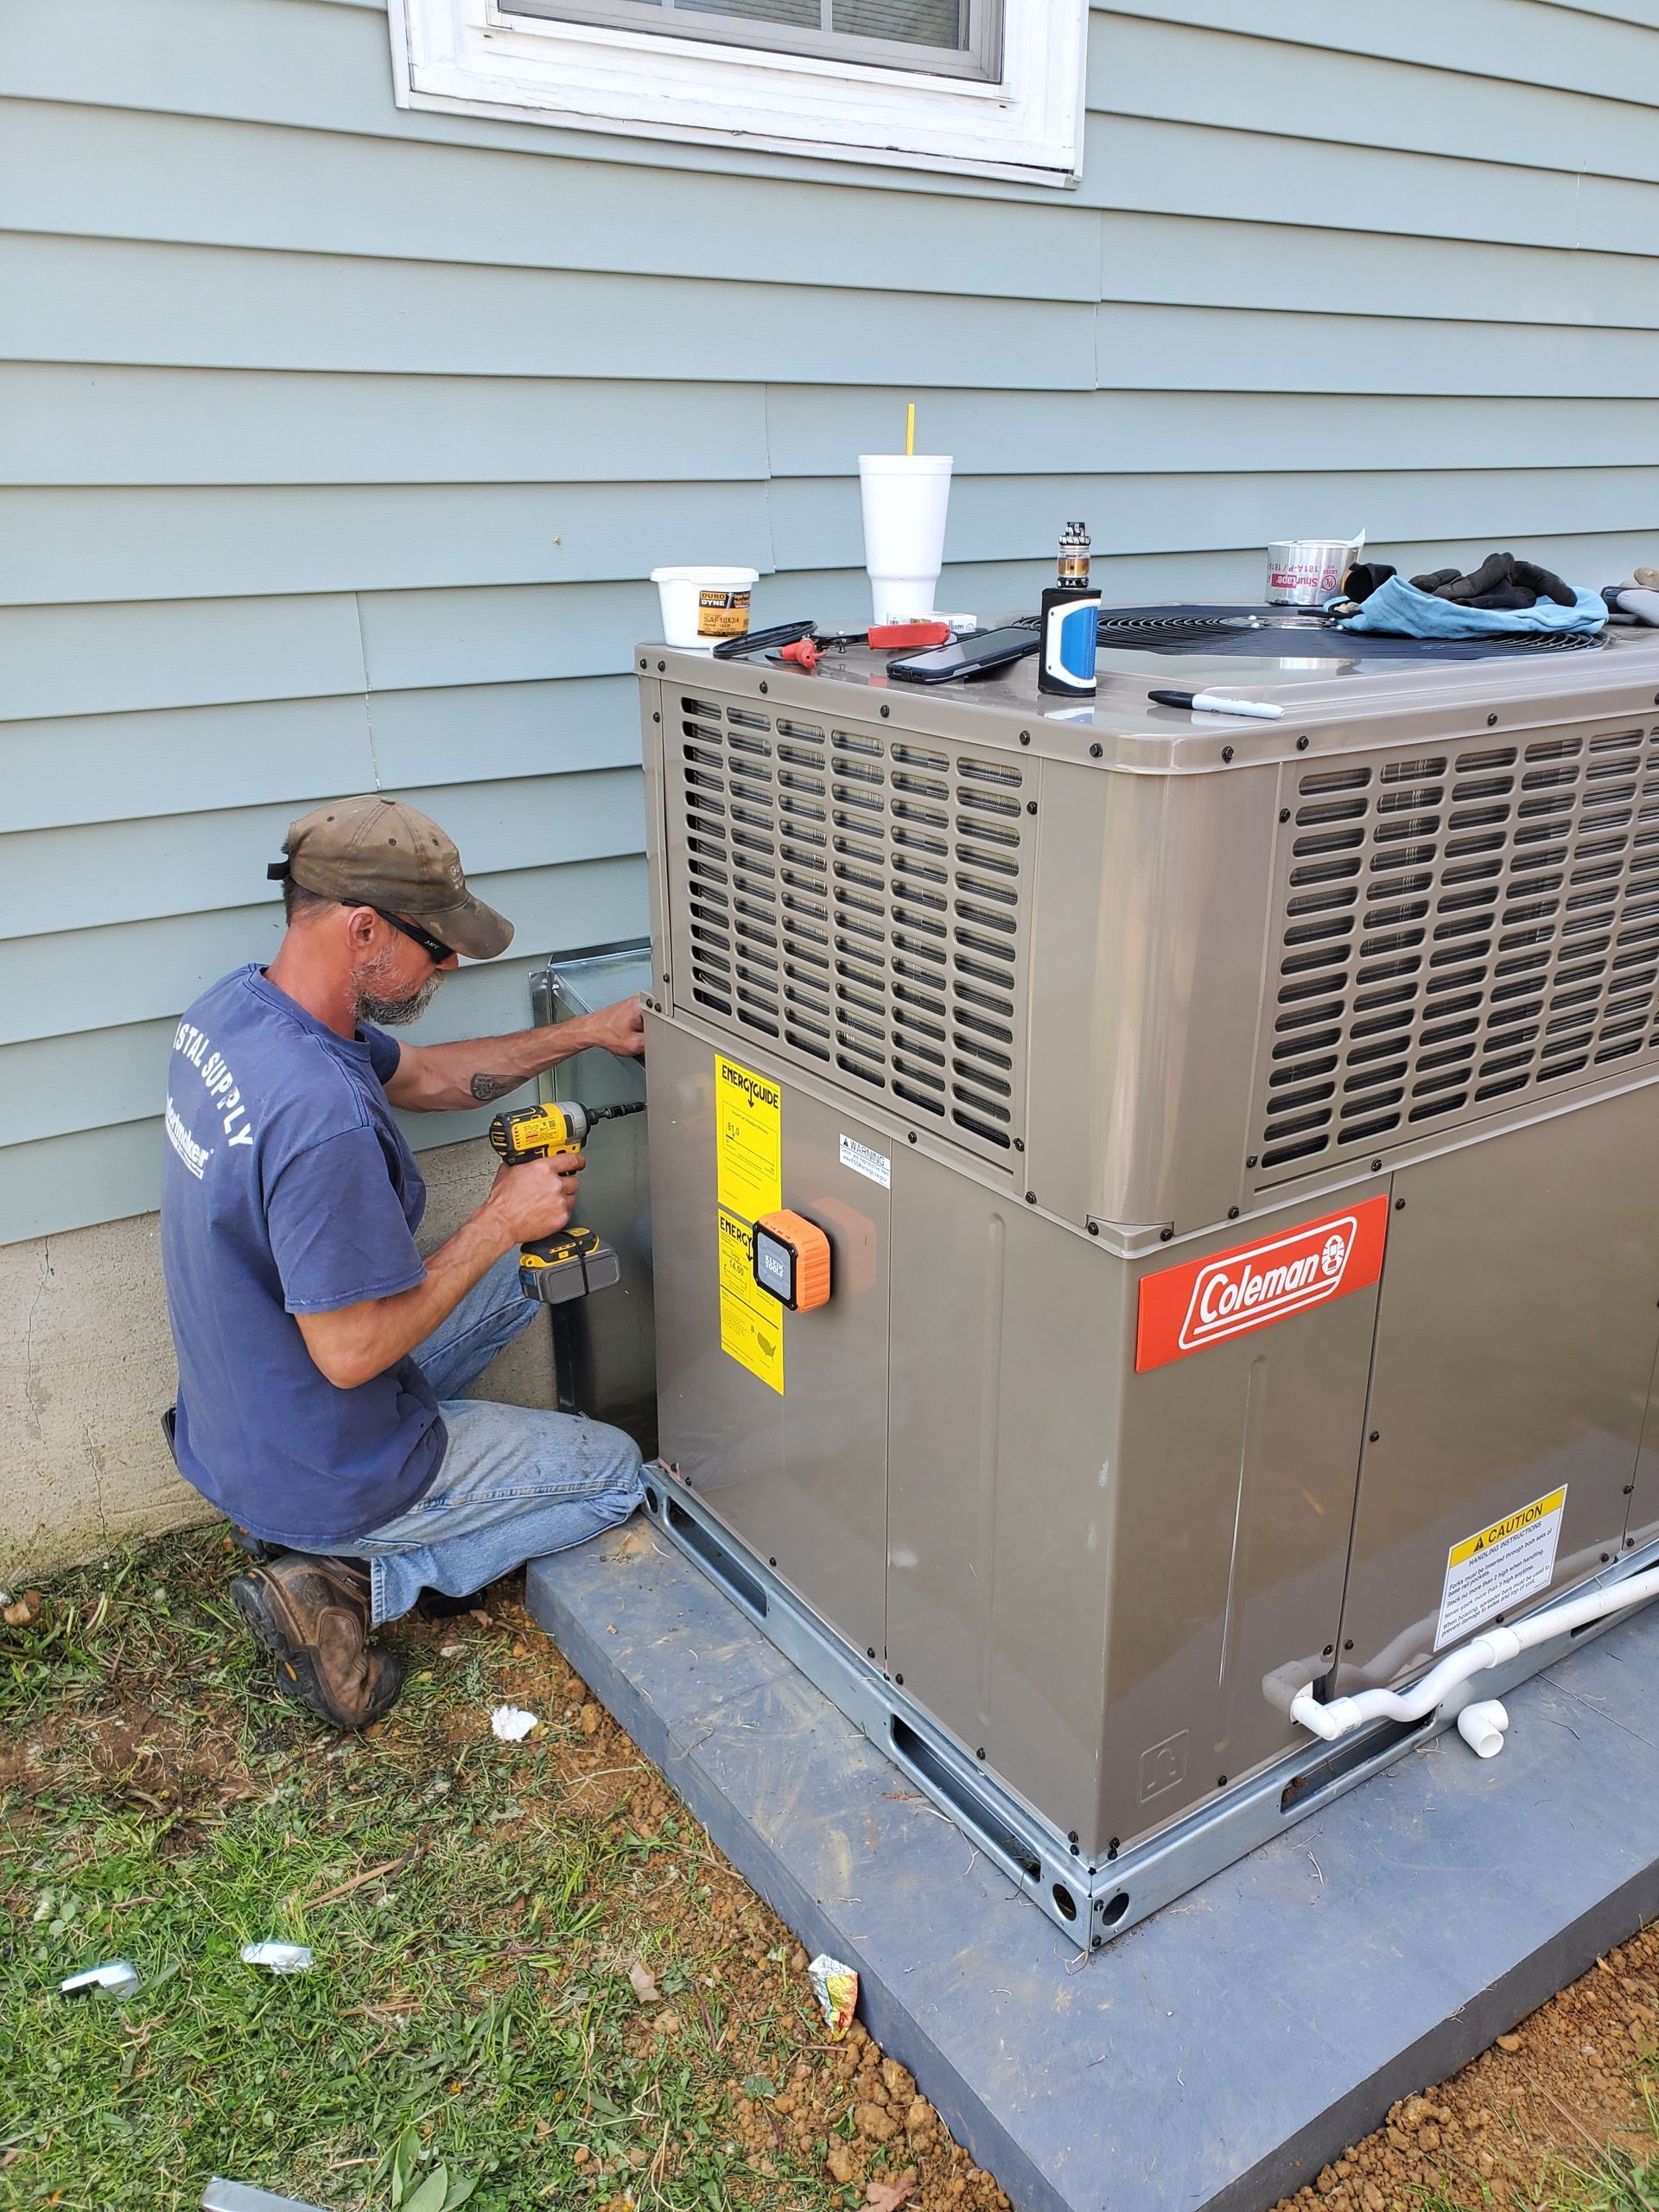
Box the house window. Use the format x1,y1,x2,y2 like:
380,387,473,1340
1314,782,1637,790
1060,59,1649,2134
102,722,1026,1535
389,0,1085,186
499,0,1001,81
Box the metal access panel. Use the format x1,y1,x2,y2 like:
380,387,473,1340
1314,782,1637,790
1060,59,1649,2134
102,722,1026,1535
883,1150,1388,1856
647,1018,891,1662
633,619,1659,1941
1336,1086,1659,1696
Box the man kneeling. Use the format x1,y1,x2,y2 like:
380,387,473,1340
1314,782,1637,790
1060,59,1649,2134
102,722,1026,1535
160,795,645,1729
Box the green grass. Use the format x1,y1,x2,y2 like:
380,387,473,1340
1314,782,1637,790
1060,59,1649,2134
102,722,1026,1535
1553,2099,1659,2212
0,1535,842,2212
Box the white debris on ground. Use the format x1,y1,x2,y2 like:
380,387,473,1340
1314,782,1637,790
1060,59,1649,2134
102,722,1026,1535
239,1941,314,1974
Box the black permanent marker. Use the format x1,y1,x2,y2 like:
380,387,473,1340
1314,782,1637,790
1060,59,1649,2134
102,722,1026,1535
1148,688,1284,721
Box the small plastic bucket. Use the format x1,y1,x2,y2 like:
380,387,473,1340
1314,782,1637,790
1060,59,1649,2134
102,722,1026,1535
649,565,759,651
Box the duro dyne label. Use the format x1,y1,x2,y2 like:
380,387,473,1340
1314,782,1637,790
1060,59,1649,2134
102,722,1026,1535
1434,1485,1567,1649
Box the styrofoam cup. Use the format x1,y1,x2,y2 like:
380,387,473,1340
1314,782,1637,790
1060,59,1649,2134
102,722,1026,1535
858,454,953,625
649,564,760,651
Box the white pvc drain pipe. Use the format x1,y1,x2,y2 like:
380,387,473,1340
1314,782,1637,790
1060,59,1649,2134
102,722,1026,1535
1287,1562,1659,1751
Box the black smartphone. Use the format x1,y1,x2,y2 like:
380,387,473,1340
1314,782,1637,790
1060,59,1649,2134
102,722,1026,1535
887,625,1040,685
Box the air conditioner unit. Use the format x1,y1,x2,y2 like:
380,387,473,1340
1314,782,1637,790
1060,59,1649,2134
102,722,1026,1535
632,613,1659,1945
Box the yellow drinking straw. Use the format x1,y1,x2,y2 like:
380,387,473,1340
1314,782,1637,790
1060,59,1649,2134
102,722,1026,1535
905,402,915,458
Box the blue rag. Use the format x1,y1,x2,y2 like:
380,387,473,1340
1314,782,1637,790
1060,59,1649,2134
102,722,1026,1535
1339,575,1606,639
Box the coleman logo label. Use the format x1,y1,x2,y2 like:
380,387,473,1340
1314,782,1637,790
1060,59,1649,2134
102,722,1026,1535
1135,1195,1389,1373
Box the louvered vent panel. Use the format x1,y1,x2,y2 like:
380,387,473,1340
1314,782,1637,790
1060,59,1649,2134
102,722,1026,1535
1253,723,1659,1180
669,693,1031,1164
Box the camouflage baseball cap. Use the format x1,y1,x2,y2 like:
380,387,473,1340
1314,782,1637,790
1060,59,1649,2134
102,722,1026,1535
272,795,514,961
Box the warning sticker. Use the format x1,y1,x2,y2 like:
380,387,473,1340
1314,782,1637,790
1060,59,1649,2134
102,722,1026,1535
1435,1485,1567,1649
838,1134,890,1190
715,1055,784,1394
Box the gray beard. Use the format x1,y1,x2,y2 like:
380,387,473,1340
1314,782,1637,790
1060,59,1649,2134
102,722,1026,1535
353,953,443,1028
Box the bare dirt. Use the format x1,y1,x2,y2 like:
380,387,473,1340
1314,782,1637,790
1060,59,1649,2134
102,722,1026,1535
1271,1926,1659,2212
482,1592,1014,2212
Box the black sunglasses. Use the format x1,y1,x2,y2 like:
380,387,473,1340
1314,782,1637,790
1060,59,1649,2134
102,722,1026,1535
346,902,454,965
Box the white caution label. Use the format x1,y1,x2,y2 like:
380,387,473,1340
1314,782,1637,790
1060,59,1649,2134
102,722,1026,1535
1435,1485,1567,1649
838,1134,891,1189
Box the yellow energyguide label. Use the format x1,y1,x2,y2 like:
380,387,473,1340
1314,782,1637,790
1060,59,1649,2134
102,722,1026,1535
715,1053,783,1394
1435,1484,1567,1649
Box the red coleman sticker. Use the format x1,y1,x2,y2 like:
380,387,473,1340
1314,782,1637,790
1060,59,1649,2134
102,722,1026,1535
1135,1196,1389,1373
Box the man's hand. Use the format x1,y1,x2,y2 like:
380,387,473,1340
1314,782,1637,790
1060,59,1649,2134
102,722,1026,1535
296,1149,587,1391
384,994,645,1111
483,1152,586,1244
581,994,646,1059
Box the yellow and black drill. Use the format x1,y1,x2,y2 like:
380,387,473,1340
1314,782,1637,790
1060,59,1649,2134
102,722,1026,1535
487,1098,645,1303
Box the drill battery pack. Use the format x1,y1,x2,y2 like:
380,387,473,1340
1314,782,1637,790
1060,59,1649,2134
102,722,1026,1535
518,1224,622,1306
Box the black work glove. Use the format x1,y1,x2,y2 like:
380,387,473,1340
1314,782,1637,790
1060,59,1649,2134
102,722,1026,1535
1440,551,1520,604
1510,558,1575,607
1340,561,1396,604
1409,552,1577,612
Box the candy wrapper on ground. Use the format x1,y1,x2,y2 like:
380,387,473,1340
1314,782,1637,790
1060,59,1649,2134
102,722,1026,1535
60,1959,142,1999
808,1951,859,2039
239,1941,314,1974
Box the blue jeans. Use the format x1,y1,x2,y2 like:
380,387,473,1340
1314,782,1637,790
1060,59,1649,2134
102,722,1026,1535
350,1251,645,1626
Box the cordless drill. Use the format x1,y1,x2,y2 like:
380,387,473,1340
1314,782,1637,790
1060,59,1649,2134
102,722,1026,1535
487,1099,645,1303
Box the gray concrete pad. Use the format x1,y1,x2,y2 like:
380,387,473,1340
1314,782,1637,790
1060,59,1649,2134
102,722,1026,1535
527,1518,1659,2212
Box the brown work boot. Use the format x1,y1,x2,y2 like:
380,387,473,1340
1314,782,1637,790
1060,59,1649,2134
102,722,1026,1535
230,1552,404,1731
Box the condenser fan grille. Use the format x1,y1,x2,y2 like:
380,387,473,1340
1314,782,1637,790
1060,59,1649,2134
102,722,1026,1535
1253,723,1659,1179
668,694,1033,1165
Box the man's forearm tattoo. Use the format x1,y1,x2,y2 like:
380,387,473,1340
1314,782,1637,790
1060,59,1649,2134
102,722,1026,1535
469,1071,524,1103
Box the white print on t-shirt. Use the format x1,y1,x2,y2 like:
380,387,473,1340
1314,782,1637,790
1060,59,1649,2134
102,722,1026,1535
172,1019,257,1147
164,1096,212,1179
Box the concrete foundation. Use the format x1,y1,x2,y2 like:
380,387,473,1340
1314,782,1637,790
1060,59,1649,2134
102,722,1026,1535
528,1513,1659,2212
1,1136,556,1581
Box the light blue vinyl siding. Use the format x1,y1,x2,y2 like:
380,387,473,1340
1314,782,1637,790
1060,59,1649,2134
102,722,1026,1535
4,0,1659,1239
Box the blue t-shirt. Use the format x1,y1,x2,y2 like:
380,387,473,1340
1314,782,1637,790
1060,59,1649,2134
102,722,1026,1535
160,963,445,1550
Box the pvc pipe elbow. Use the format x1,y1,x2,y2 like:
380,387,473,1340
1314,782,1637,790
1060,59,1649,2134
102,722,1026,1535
1457,1699,1510,1758
1290,1686,1363,1741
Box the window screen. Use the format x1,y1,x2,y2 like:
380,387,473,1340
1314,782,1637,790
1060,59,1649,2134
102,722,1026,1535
501,0,1000,79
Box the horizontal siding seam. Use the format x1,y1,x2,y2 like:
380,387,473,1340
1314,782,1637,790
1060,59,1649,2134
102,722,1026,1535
1084,106,1613,191
0,210,1092,308
1093,3,1659,118
24,203,1659,287
1092,296,1659,338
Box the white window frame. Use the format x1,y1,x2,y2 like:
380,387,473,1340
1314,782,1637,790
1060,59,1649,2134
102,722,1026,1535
387,0,1087,188
505,0,1004,84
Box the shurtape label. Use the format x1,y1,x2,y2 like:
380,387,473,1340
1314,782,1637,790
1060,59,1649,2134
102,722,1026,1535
715,1054,783,1394
838,1134,891,1190
1135,1195,1389,1373
1435,1485,1567,1649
